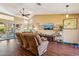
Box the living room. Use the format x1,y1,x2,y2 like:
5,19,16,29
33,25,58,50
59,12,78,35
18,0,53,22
0,3,79,56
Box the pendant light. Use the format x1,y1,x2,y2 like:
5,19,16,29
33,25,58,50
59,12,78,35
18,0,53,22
66,5,69,18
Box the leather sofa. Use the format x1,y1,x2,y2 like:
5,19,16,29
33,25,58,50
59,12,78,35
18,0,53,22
16,32,23,46
16,32,49,56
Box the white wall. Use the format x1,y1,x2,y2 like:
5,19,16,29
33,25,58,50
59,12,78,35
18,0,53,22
63,18,79,43
0,6,14,16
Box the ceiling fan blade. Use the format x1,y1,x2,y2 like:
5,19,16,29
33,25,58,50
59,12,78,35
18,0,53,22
22,8,25,14
19,11,22,14
25,14,30,16
24,14,30,17
25,16,29,18
15,13,21,16
22,8,24,11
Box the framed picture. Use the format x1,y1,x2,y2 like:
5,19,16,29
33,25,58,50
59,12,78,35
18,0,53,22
63,18,77,29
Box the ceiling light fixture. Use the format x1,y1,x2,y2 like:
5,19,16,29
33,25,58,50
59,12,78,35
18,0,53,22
66,5,69,18
36,3,41,6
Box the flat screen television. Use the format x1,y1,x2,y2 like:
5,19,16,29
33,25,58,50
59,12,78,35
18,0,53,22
41,23,54,30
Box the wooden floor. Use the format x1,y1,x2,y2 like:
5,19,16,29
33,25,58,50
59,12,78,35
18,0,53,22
0,39,18,56
0,39,79,56
43,42,79,56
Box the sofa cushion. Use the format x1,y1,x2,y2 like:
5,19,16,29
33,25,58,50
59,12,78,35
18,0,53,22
34,37,39,46
20,33,29,49
36,35,42,45
21,33,38,55
41,37,47,41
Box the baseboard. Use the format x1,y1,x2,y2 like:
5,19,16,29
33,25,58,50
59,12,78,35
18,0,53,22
63,42,79,45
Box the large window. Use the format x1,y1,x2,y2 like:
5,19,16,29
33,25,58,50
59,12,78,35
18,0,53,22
0,14,14,21
0,22,6,34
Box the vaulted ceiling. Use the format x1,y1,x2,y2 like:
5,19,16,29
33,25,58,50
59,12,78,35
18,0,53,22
0,3,79,16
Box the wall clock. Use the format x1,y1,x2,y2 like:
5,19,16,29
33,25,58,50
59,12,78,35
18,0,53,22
63,18,77,29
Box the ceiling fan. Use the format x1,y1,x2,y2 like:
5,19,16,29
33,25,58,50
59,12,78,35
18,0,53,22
17,8,31,18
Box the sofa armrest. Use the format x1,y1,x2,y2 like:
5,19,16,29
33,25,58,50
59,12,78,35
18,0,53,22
38,41,49,55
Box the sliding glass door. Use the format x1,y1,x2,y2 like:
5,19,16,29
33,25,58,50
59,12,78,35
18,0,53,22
0,22,15,41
